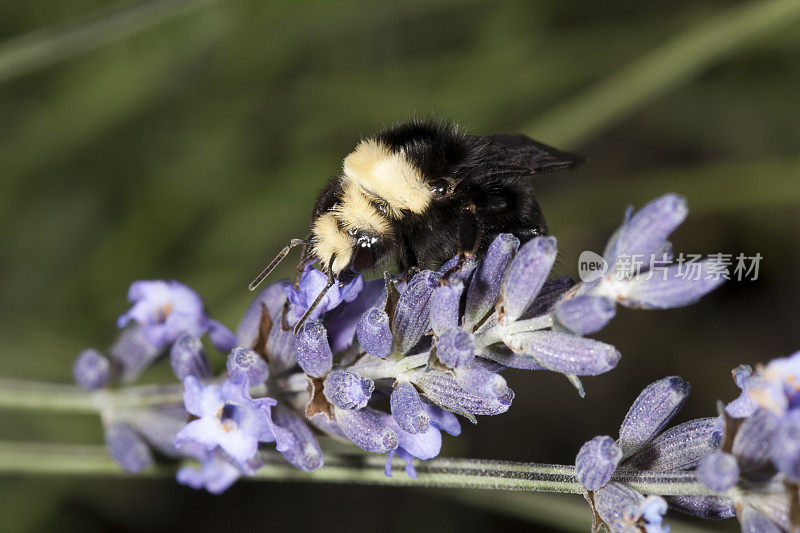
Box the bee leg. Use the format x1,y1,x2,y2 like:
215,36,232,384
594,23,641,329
441,202,480,284
292,270,336,335
281,240,312,332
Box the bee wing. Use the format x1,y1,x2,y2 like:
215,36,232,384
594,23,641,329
470,133,585,175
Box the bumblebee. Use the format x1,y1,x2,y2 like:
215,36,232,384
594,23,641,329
250,119,583,332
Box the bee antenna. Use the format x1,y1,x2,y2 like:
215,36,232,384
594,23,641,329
249,238,306,292
292,271,335,335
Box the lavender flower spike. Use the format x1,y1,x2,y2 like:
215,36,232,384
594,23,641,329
226,347,269,386
293,320,333,378
499,236,557,324
170,335,210,381
73,349,111,390
390,382,430,434
356,307,393,358
575,435,622,491
323,370,374,410
618,376,690,458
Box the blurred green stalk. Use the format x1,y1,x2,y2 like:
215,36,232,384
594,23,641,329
0,0,221,84
526,0,800,147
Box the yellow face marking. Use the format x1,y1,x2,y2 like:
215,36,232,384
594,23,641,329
311,213,352,274
342,139,432,216
333,183,392,236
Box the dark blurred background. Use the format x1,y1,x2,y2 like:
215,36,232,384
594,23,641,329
1,0,799,531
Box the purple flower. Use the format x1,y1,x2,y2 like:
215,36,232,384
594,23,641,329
174,375,292,466
226,347,270,386
170,335,210,381
624,417,722,472
464,234,519,328
392,270,439,353
593,483,670,533
498,236,557,324
73,349,111,390
771,410,800,481
334,407,398,454
745,351,800,415
105,421,154,473
604,194,687,269
237,281,298,374
618,377,690,458
436,327,476,369
177,449,255,495
356,307,393,358
554,295,616,335
272,404,323,472
617,261,726,310
697,451,739,492
109,325,161,382
324,278,384,352
505,331,620,376
293,320,333,378
323,370,374,410
429,280,464,336
117,280,235,351
382,405,461,478
390,382,430,434
576,435,622,491
284,263,364,327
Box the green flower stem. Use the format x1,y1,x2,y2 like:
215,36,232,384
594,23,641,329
0,378,182,414
525,0,800,147
0,440,713,497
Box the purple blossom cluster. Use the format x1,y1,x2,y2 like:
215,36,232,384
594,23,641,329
72,194,724,494
574,352,800,533
575,376,722,532
702,351,800,532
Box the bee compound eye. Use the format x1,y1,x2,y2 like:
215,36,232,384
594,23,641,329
351,241,375,273
430,178,449,198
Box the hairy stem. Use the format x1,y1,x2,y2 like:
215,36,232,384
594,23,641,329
0,378,182,414
0,441,712,497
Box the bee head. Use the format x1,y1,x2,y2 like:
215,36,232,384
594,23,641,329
309,210,388,279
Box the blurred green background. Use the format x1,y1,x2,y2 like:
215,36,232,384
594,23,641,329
1,0,799,531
